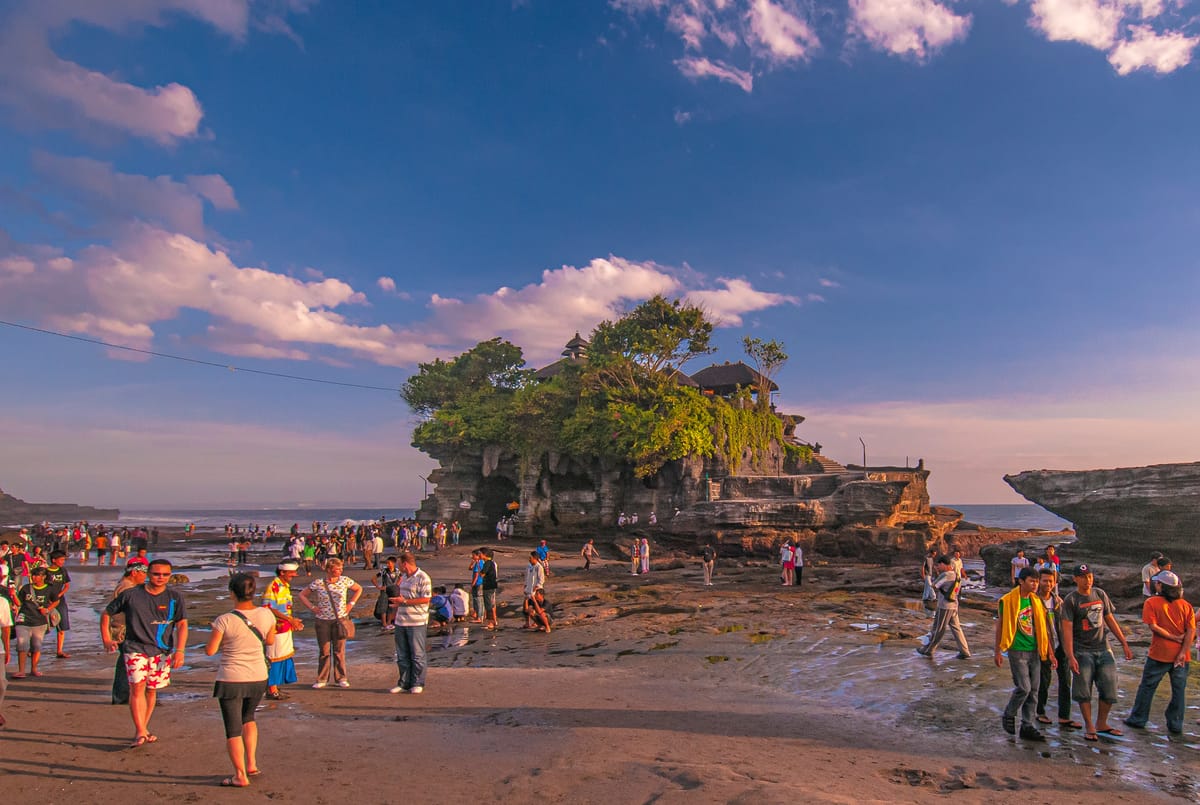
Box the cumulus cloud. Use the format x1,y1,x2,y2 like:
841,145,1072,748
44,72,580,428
377,276,397,293
847,0,971,59
686,278,800,326
1027,0,1123,49
0,0,314,143
818,277,841,288
1108,24,1199,73
31,152,236,238
747,0,820,63
0,226,797,368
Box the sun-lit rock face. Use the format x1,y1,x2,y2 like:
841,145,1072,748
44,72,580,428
1005,462,1200,561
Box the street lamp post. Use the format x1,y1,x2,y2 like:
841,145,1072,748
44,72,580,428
858,437,867,470
418,474,429,500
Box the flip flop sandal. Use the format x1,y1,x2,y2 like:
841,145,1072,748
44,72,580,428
1036,715,1053,724
1083,733,1099,742
130,736,149,749
248,770,262,777
220,777,250,787
1058,720,1083,729
1097,728,1124,737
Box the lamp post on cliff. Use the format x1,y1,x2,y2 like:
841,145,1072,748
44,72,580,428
858,437,867,470
418,474,429,501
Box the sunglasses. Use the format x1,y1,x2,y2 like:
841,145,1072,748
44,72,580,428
148,572,172,577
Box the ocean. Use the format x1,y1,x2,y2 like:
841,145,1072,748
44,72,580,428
946,503,1071,531
112,503,1070,533
116,507,417,532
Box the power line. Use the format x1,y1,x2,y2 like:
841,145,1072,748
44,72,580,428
0,318,400,392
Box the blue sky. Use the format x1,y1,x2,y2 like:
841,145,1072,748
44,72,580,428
1,0,1197,508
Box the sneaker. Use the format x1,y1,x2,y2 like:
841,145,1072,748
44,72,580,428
312,682,327,689
409,686,423,694
388,686,405,694
336,680,350,688
1002,715,1016,735
1019,725,1046,741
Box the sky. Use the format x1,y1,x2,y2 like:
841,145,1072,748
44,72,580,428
1,0,1198,509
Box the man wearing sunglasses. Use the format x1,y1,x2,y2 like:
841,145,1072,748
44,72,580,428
101,558,188,749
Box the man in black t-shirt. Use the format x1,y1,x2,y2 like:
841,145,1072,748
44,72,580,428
45,551,71,658
480,550,499,630
1059,564,1133,741
100,558,188,748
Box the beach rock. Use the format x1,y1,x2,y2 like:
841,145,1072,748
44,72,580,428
0,485,119,526
1005,462,1200,561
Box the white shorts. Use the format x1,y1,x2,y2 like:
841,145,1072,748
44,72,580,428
0,597,11,628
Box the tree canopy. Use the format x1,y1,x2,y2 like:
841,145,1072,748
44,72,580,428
403,298,805,476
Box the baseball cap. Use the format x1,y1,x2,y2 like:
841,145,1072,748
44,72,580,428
1072,564,1091,577
1152,570,1181,587
126,557,149,569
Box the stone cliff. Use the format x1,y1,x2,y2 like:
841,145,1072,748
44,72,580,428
0,486,119,526
417,444,975,560
1004,462,1200,561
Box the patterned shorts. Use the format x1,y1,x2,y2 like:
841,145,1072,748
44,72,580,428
125,652,172,689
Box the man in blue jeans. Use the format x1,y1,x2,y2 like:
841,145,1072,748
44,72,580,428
994,567,1056,740
1124,570,1195,735
1060,564,1134,742
388,552,431,695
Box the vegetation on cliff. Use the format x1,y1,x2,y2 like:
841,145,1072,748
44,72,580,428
400,296,809,477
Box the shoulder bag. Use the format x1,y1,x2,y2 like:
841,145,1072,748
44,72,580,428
323,580,355,640
233,610,271,668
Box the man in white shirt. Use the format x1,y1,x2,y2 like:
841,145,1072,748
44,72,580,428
388,552,431,694
1141,552,1164,598
523,551,546,629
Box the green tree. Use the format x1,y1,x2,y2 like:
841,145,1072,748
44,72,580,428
742,336,788,410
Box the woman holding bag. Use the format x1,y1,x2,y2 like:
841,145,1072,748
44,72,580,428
297,558,362,689
205,573,276,787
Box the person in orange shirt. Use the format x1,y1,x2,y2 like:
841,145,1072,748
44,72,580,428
1124,570,1195,735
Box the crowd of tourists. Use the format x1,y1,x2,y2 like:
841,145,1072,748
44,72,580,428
918,544,1197,743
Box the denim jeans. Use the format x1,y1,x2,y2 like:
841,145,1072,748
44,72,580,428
394,625,427,690
1038,644,1072,720
1003,649,1040,727
1126,656,1189,733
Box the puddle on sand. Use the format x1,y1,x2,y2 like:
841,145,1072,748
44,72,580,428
765,609,1200,799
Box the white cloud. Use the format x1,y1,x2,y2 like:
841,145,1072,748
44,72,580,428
377,276,397,292
847,0,972,58
674,108,694,125
1,226,797,368
0,0,313,143
1027,0,1123,49
32,151,236,238
685,277,800,326
675,55,755,91
747,0,820,63
818,277,841,288
1108,24,1199,73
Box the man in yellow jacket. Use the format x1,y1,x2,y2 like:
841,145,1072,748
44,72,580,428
995,567,1056,741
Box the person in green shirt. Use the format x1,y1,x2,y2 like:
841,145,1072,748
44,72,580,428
994,567,1056,741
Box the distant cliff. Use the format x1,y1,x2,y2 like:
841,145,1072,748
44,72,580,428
0,486,119,526
1004,462,1200,561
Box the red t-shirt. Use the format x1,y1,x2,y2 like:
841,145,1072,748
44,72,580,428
1142,596,1196,663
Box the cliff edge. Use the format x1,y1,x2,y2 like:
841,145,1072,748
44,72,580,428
1004,462,1200,561
0,486,120,526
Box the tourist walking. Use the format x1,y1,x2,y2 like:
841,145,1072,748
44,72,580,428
917,555,970,659
389,552,431,694
780,542,795,586
45,550,71,658
1124,570,1195,735
1141,552,1164,598
994,567,1056,741
639,538,650,574
524,552,546,629
13,566,59,678
1035,567,1078,728
297,558,362,689
701,543,716,586
109,558,149,705
204,573,275,787
794,542,804,586
480,549,499,630
1060,564,1134,741
581,539,599,571
100,558,188,748
262,561,304,700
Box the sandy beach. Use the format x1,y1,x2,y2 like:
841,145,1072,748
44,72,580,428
2,534,1197,803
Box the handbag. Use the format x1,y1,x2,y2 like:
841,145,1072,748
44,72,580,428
49,608,62,628
323,581,355,640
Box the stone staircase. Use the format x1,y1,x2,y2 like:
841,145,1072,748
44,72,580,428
810,453,848,474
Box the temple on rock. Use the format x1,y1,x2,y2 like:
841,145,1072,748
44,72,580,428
414,333,968,560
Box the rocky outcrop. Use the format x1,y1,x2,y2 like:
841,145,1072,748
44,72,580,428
0,486,119,526
419,445,963,560
1004,462,1200,561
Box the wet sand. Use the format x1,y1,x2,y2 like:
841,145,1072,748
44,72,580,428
2,536,1197,802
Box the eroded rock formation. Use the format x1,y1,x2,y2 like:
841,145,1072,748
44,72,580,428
0,486,119,526
1005,462,1200,561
